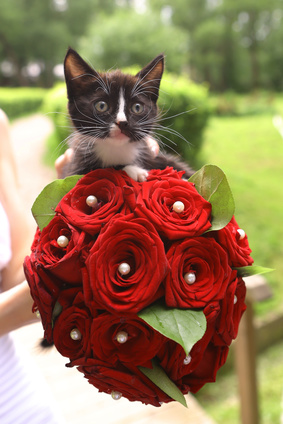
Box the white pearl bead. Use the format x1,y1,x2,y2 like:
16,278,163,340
111,391,122,400
86,195,98,208
57,235,69,248
173,201,185,213
116,331,128,344
237,229,246,240
183,354,192,365
35,310,41,319
70,328,82,341
184,272,196,284
118,262,131,276
234,295,238,304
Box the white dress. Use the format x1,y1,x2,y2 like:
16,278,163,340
0,202,63,424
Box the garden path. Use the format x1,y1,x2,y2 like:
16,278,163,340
10,114,216,424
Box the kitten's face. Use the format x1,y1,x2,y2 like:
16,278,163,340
64,49,164,148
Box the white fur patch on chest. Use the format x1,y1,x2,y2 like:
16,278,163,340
93,138,140,167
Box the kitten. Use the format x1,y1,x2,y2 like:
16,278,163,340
62,48,194,180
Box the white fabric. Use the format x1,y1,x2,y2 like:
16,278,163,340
0,201,63,424
0,334,63,424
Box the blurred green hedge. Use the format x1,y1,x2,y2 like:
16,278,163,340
42,72,210,168
0,87,47,119
158,73,210,166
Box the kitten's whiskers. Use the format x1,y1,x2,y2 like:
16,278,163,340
131,78,162,99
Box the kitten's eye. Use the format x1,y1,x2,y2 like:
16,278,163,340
131,103,144,114
95,101,109,113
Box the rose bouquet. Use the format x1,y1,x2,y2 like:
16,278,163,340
24,165,269,407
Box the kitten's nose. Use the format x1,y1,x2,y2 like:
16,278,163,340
117,121,128,131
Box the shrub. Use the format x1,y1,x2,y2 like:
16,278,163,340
158,73,210,166
43,72,210,168
0,87,47,119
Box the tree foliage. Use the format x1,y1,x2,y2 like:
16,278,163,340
79,8,189,73
1,0,283,91
0,0,114,86
150,0,283,91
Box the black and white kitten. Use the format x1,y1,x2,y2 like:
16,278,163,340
62,48,193,180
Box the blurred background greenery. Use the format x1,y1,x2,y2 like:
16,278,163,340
1,1,283,422
1,0,283,91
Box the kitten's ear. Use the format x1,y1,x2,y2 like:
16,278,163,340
136,54,164,100
64,47,99,97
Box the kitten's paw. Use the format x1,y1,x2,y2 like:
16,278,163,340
123,165,148,182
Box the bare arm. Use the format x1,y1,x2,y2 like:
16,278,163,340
0,281,36,336
0,110,37,335
0,110,34,291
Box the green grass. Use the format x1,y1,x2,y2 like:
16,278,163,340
195,340,283,424
199,113,283,317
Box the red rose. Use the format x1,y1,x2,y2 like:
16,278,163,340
24,165,252,404
135,177,211,240
23,255,61,343
213,272,247,346
30,215,91,285
182,343,229,393
146,167,185,181
56,287,82,310
56,169,139,236
207,216,253,267
90,313,166,367
83,215,168,314
74,358,172,406
158,302,221,381
53,292,94,361
165,237,232,308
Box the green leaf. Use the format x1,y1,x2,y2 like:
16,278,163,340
138,301,206,356
235,265,274,278
139,359,187,407
189,164,235,231
32,175,82,231
51,300,63,328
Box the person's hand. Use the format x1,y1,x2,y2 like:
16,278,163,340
0,281,37,336
54,136,159,178
146,135,159,157
55,148,73,178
